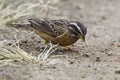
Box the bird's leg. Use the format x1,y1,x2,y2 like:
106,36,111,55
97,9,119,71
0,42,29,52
62,46,72,51
56,46,72,52
45,41,50,48
63,46,71,50
45,40,49,45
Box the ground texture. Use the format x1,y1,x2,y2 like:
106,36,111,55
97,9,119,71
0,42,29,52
0,0,120,80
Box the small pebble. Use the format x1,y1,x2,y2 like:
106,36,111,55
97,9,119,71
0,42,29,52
96,57,101,62
106,51,114,56
101,16,107,20
115,70,120,74
83,53,90,57
69,61,74,64
117,43,120,47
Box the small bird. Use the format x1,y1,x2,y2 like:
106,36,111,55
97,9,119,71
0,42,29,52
12,18,87,47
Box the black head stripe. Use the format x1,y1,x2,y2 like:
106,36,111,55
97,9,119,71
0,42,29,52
69,26,79,35
69,21,87,36
69,22,81,35
76,22,87,35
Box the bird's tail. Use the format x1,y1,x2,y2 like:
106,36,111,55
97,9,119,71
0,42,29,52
11,23,31,29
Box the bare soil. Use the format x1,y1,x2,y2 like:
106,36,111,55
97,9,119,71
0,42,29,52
0,0,120,80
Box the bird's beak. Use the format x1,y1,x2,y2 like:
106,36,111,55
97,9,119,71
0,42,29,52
80,35,85,42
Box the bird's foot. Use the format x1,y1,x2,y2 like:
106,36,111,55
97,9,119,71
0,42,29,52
62,46,72,51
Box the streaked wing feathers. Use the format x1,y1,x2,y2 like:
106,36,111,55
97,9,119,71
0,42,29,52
28,18,69,37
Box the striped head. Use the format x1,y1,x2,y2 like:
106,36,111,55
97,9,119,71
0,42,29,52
69,21,87,41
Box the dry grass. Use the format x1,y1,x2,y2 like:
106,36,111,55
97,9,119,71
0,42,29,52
0,0,58,67
0,38,58,67
0,0,57,26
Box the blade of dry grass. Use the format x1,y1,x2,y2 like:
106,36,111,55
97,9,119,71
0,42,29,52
38,42,58,61
0,39,58,67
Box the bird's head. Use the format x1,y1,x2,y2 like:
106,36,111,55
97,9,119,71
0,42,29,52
69,21,87,42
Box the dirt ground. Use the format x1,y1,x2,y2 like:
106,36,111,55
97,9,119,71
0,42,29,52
0,0,120,80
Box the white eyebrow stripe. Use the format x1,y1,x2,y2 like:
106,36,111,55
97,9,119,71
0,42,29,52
70,22,83,35
69,26,76,31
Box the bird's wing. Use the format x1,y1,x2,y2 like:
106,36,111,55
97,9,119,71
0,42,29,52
28,18,69,37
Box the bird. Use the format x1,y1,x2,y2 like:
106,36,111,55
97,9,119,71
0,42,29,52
12,18,87,48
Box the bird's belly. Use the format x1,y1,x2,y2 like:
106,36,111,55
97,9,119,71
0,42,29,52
55,37,78,46
34,30,55,41
34,29,79,46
